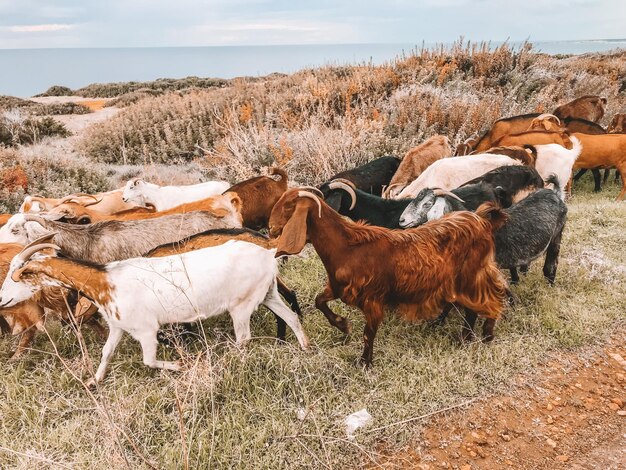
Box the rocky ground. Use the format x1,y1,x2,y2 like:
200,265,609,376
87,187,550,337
384,332,626,469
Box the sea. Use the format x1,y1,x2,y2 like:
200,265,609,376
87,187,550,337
1,40,624,98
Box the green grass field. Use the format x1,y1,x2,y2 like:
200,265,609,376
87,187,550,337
0,176,624,469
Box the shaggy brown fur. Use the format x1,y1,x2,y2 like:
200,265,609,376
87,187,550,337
269,189,508,366
553,95,606,123
225,168,288,230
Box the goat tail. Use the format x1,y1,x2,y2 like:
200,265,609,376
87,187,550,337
568,135,582,159
545,174,563,199
269,167,288,182
475,202,508,232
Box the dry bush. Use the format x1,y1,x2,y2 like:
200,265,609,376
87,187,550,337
78,43,626,185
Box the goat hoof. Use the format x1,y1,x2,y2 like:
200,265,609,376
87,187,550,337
84,377,99,389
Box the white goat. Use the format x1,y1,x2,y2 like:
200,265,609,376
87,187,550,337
122,178,231,211
0,239,309,385
395,154,523,199
534,136,582,200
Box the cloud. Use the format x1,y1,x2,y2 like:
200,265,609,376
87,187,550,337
9,23,74,33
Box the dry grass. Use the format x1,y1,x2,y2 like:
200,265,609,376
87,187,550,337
0,43,625,468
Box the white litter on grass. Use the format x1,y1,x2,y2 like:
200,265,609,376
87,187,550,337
296,408,308,421
344,409,373,439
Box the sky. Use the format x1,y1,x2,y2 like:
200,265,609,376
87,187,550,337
0,0,625,49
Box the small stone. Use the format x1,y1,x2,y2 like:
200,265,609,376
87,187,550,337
609,403,620,411
609,353,624,363
617,410,626,416
501,434,511,442
611,398,623,407
575,383,583,389
546,438,557,448
505,460,513,466
417,464,431,470
547,416,554,424
469,451,477,458
556,455,569,462
546,403,554,411
470,431,480,440
460,465,471,470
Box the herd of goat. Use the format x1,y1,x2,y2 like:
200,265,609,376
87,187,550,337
0,95,624,384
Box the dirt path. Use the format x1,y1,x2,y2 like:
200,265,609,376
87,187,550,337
384,332,626,469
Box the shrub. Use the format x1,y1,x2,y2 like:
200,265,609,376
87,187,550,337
35,85,75,97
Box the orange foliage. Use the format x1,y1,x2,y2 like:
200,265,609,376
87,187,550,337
1,165,28,192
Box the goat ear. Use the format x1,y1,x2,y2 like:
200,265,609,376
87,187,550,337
276,202,309,257
24,221,48,240
227,193,242,214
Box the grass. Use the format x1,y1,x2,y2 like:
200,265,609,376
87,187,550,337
0,178,624,469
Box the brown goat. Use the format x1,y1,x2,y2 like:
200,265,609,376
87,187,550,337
225,168,288,229
484,145,537,166
553,95,607,123
48,192,243,226
383,136,451,198
454,135,479,156
492,130,572,149
472,113,542,153
20,189,136,214
571,133,626,200
269,190,508,366
608,114,626,134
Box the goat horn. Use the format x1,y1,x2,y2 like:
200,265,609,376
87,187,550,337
297,191,322,218
80,197,103,208
298,186,325,198
22,214,47,224
537,113,561,125
384,183,405,198
21,233,58,252
12,243,60,282
328,181,356,210
432,188,465,203
330,178,357,190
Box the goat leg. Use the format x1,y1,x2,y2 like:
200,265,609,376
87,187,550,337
9,328,37,361
461,310,478,342
275,276,302,342
0,316,10,335
592,169,602,192
603,169,611,184
543,226,564,284
482,318,496,343
573,169,587,181
429,303,453,329
509,267,520,284
315,284,351,335
360,304,384,367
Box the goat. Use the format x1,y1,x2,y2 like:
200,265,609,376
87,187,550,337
483,145,537,165
382,136,451,198
0,241,309,385
492,130,572,149
225,168,288,230
572,133,626,200
454,135,479,156
0,240,103,359
533,137,582,199
268,189,508,366
145,227,302,341
398,184,511,228
553,95,607,123
20,190,136,215
318,156,401,197
399,177,567,285
395,154,523,199
460,164,545,204
0,211,242,264
472,113,542,153
122,178,231,211
323,179,412,229
47,192,242,226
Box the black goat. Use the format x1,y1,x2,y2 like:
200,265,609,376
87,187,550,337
460,165,544,202
323,179,411,228
319,156,401,197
